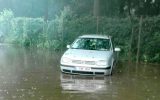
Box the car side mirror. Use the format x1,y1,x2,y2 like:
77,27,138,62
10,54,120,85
114,47,121,52
67,45,71,49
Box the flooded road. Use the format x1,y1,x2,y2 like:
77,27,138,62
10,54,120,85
0,44,159,100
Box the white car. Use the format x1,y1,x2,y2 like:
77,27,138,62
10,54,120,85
60,34,120,75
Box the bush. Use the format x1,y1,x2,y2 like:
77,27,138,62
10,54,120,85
0,9,159,63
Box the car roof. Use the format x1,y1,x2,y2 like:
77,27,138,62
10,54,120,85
79,34,111,39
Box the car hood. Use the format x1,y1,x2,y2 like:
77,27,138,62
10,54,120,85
62,49,113,61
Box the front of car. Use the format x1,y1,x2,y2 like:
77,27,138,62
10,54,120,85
60,35,115,75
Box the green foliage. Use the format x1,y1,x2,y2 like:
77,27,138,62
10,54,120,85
141,16,160,63
0,9,160,63
0,9,14,37
1,0,160,19
9,17,44,46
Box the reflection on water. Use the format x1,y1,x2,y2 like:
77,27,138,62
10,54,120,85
61,74,112,93
0,44,159,100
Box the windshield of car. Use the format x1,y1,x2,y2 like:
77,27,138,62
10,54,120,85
71,38,111,50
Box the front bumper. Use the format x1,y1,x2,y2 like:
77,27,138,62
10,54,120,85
60,64,111,75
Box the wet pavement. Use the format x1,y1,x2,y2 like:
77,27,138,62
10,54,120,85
0,44,159,100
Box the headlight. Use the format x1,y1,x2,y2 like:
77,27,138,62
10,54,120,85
61,57,72,63
96,60,107,66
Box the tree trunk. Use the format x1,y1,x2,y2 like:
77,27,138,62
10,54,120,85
61,18,64,52
44,0,49,22
96,16,99,34
93,0,100,34
93,0,100,16
136,16,143,63
128,15,134,62
128,27,134,62
127,0,131,16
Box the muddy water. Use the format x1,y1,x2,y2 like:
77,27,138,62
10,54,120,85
0,44,159,100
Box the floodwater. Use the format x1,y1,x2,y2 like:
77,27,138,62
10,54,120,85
0,44,159,100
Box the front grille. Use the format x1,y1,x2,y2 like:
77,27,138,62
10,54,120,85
84,61,96,65
72,60,82,64
72,60,96,65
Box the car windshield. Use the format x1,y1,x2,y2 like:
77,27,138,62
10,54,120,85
71,38,111,50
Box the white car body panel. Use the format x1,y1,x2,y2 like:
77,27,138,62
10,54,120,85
61,49,113,68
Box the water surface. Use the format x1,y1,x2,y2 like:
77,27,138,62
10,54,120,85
0,44,159,100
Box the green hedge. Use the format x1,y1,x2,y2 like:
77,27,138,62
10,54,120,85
0,10,160,63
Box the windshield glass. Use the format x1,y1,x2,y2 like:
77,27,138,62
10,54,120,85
71,38,111,50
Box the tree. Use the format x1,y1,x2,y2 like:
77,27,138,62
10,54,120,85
93,0,100,16
44,0,49,22
136,16,143,63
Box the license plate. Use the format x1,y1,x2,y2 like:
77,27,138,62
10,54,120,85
76,67,91,71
